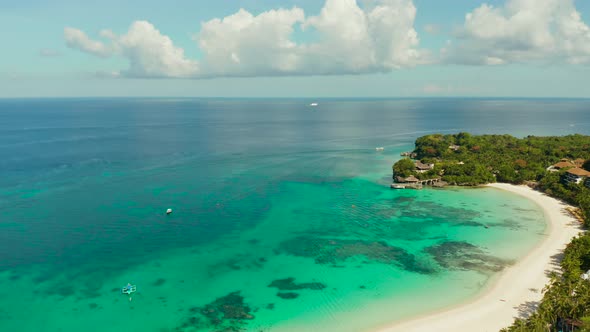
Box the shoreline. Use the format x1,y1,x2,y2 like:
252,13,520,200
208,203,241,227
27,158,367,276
374,183,583,332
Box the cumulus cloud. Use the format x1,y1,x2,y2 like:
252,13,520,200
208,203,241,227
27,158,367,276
198,7,305,76
64,22,198,78
64,0,427,78
115,21,199,78
301,0,427,73
445,0,590,65
64,27,113,58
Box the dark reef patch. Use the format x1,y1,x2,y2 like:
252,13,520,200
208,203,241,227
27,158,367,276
278,236,435,274
488,218,525,230
425,241,512,274
48,284,75,298
391,196,416,205
276,292,299,299
268,277,326,291
153,278,166,287
174,291,254,332
207,255,268,278
396,200,482,226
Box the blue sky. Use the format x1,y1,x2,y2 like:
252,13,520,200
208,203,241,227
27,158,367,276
1,0,590,97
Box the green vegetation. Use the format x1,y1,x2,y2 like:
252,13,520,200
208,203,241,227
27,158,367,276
393,133,590,227
398,133,590,185
393,133,590,331
502,235,590,332
392,158,416,178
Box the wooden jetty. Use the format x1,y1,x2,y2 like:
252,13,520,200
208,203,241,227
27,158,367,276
391,176,446,189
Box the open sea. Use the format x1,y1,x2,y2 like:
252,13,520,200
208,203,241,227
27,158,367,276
1,98,590,332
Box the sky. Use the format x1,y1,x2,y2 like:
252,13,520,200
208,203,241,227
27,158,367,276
1,0,590,98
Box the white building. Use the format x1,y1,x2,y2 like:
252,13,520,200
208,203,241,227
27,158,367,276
563,168,590,185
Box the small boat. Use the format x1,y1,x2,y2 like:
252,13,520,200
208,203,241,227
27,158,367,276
390,184,406,189
375,147,384,151
309,103,318,107
121,283,137,295
166,208,172,215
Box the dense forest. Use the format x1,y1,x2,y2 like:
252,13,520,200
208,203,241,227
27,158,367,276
393,133,590,331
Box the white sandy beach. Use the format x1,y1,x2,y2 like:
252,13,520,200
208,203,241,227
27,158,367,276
376,183,583,332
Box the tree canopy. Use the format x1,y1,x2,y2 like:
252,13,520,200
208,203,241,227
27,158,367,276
392,158,415,178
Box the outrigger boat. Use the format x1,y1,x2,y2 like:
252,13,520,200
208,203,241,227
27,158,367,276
121,283,137,295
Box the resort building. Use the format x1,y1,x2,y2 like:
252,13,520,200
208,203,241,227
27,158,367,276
415,161,435,173
395,175,420,183
547,160,575,172
574,158,586,168
400,151,417,158
562,168,590,185
449,144,460,151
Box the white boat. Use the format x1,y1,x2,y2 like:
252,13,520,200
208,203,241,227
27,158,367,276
375,147,384,151
390,184,406,189
166,208,173,215
309,103,319,107
121,283,137,295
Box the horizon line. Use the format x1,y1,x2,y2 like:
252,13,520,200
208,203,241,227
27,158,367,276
2,96,590,100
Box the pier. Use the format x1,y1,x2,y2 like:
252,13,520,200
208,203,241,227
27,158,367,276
417,178,443,186
391,177,446,189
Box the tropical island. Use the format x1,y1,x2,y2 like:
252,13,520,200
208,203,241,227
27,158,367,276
391,133,590,332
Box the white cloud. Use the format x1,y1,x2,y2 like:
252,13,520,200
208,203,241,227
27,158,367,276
64,0,427,78
445,0,590,65
64,22,198,78
302,0,373,73
64,27,113,58
299,0,426,73
198,8,305,76
115,21,199,78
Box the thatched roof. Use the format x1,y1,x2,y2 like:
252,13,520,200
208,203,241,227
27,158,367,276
553,161,574,169
567,168,590,177
405,176,420,182
415,161,434,170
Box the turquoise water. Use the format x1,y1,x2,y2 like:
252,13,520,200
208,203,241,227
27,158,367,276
1,98,590,331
